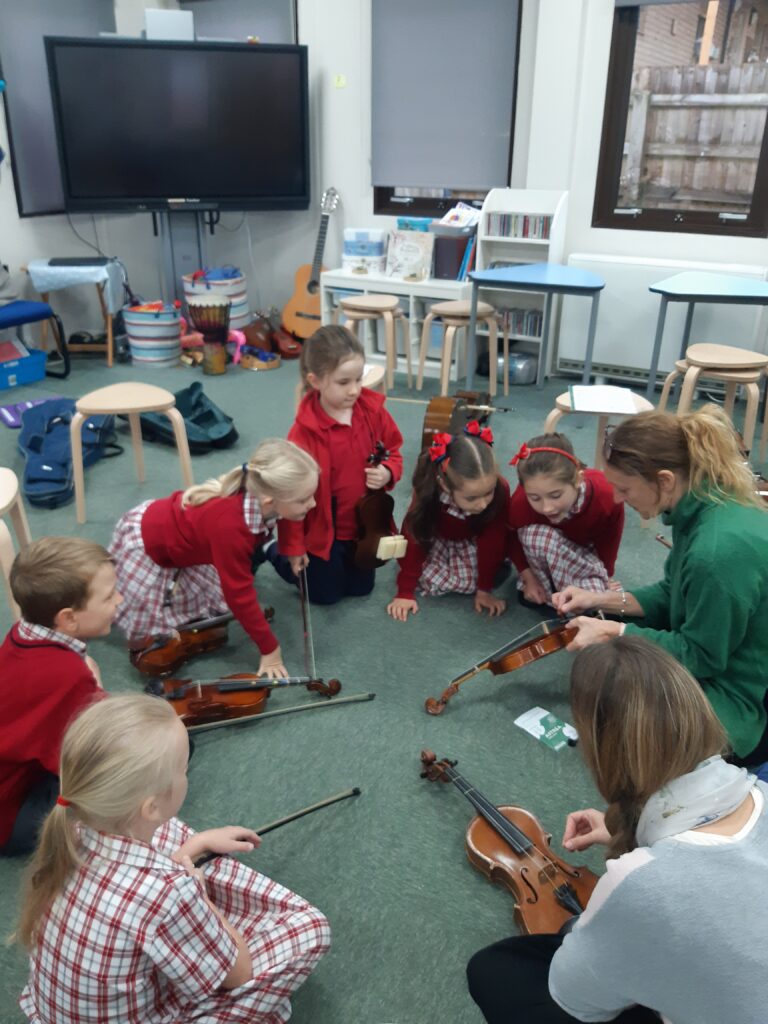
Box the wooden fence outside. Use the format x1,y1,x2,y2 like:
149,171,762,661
620,63,768,210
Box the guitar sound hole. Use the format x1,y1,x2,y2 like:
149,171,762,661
307,280,319,295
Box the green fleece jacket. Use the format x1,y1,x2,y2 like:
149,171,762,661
625,491,768,757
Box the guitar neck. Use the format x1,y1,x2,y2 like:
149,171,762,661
310,215,330,279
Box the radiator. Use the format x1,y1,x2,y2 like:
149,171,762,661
556,254,768,385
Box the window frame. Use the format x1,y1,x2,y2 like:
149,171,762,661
592,5,768,238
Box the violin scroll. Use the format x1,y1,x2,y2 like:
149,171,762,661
419,750,457,782
308,677,342,698
424,682,461,715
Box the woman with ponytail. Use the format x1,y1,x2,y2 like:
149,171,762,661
387,425,510,621
553,405,768,760
468,637,768,1024
18,694,330,1024
109,439,319,678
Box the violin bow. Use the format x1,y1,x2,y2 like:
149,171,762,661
425,618,570,716
299,566,317,680
186,691,375,734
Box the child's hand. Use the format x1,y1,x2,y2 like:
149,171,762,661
176,853,207,885
473,590,506,617
607,578,623,591
364,465,392,490
259,645,289,679
288,554,309,576
174,827,261,866
519,568,548,606
562,809,610,851
387,597,419,621
85,655,104,689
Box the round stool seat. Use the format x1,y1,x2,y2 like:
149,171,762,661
0,467,21,518
553,390,654,417
685,343,768,371
673,359,762,383
77,382,175,415
362,364,386,390
430,299,494,319
340,294,400,314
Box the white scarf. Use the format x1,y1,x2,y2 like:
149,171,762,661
636,755,755,846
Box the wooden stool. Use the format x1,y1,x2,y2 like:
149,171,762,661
543,390,655,471
658,344,768,453
340,295,410,391
0,468,32,621
71,383,194,524
417,300,502,397
293,363,386,411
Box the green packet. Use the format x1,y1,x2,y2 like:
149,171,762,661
514,706,578,752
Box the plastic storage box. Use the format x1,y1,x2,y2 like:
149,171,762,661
0,347,47,390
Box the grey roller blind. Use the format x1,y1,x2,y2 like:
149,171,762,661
179,0,295,43
372,0,519,189
615,1,683,7
0,0,115,216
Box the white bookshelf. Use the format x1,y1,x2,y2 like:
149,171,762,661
475,189,568,366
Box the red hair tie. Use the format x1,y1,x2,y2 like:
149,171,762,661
464,420,494,445
509,443,579,467
429,432,453,466
56,795,71,808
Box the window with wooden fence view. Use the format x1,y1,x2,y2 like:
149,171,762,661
593,1,768,237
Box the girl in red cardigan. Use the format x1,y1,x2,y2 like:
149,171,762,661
508,432,624,608
272,325,403,605
387,425,510,621
109,438,319,678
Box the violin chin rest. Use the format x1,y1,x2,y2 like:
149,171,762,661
376,534,407,560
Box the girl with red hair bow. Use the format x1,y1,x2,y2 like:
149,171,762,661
508,432,624,608
387,424,510,621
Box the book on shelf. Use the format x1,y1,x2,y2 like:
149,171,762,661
457,237,477,281
498,307,542,338
484,212,552,240
385,230,435,282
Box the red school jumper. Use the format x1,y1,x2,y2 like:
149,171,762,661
0,626,103,846
507,468,624,575
141,491,278,654
396,477,511,599
278,388,403,559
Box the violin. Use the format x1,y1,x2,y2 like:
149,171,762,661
425,619,575,715
128,610,274,678
146,672,342,728
421,391,511,452
354,441,406,571
420,751,598,935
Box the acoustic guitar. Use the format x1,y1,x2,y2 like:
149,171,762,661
283,187,340,339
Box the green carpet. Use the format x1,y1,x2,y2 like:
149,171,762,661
0,355,685,1022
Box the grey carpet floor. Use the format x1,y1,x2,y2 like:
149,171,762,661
0,354,725,1023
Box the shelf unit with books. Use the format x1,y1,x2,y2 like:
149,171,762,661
319,269,472,382
474,190,568,371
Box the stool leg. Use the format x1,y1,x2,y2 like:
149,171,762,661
70,412,87,524
485,316,498,398
9,494,32,549
128,413,146,483
742,383,760,454
417,314,435,391
723,382,737,418
760,397,768,464
441,326,456,396
343,318,359,337
543,409,565,434
163,410,195,489
657,369,680,413
502,319,510,398
0,520,20,621
677,366,702,414
383,312,395,391
594,415,609,471
399,314,412,389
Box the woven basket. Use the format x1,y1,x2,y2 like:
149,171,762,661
123,306,181,367
183,272,250,329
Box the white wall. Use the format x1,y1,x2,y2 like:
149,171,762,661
1,0,766,338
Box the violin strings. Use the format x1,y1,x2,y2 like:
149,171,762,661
452,618,568,683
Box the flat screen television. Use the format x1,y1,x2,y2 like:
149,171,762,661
45,37,310,213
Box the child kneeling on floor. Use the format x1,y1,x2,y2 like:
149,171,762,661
17,693,330,1024
0,537,120,857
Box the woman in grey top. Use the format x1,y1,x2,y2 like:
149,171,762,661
467,636,768,1024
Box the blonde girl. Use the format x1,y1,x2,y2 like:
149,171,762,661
271,325,403,605
388,425,510,621
110,438,319,678
554,405,768,761
18,693,330,1024
508,432,624,607
468,637,768,1024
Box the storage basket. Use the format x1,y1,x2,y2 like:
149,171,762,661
183,267,250,329
123,305,182,367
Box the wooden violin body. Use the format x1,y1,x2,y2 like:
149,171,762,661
425,621,575,715
421,391,494,451
129,611,273,678
354,440,403,571
421,751,598,935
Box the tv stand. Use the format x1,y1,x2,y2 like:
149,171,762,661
155,210,212,303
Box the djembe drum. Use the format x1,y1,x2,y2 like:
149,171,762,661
186,294,231,375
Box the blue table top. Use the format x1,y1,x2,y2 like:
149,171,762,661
649,271,768,300
469,262,605,290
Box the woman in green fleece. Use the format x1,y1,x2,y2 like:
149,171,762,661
554,405,768,761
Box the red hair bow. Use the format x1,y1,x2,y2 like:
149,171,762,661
429,432,453,464
464,420,494,445
509,442,531,466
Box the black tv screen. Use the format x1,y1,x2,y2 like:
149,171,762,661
45,37,310,212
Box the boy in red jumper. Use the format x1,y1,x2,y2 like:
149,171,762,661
0,537,120,855
273,325,403,605
508,433,624,607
